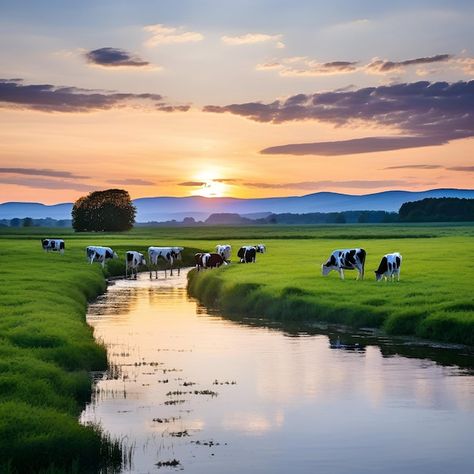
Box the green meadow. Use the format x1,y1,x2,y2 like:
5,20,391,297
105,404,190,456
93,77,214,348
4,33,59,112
0,224,473,471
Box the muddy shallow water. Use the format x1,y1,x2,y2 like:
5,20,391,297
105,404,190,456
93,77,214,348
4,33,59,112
81,270,474,473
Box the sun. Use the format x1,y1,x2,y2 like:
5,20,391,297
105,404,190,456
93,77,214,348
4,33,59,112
190,169,229,197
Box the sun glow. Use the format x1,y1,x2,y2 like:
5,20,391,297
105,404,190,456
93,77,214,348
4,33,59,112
190,169,230,197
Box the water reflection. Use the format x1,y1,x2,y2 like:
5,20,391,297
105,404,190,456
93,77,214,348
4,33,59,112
81,270,474,473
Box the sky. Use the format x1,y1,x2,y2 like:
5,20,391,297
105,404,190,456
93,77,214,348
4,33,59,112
0,0,473,203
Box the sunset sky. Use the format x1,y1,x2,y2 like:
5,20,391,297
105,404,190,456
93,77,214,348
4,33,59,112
0,0,473,204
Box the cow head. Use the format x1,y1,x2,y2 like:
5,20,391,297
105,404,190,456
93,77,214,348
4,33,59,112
321,263,332,276
374,271,384,282
113,251,119,259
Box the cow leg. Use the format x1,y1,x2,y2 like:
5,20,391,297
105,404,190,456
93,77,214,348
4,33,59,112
339,269,345,280
126,264,128,279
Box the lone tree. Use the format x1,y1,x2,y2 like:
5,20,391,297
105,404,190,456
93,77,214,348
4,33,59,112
72,189,136,232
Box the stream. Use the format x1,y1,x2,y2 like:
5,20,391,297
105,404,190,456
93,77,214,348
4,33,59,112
81,270,474,473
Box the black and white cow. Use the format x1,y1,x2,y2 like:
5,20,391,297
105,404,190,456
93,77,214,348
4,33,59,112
321,248,366,280
126,251,146,279
215,244,232,262
41,238,65,254
237,246,257,263
148,246,184,278
375,253,402,282
86,246,118,268
195,252,226,271
255,244,266,253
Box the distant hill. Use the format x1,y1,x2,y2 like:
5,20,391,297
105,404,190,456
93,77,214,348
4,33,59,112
1,189,474,222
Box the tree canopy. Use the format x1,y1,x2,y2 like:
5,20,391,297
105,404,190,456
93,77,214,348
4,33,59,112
72,189,136,231
399,198,474,222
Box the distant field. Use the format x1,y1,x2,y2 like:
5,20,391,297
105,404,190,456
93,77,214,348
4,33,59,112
1,224,473,471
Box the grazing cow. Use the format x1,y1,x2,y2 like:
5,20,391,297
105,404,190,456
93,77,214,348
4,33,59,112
41,238,65,254
148,246,184,278
86,246,118,268
215,244,232,262
255,244,266,253
375,253,402,282
126,251,146,279
237,246,257,263
321,248,366,280
195,252,226,271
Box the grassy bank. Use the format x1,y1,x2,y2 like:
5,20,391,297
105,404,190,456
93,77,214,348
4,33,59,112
0,230,201,473
187,230,474,346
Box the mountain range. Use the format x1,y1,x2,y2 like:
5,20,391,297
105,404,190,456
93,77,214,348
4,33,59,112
1,188,473,222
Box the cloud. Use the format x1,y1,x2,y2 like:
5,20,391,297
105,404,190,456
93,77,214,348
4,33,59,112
366,54,453,74
107,178,156,186
446,165,474,172
257,53,466,78
0,176,96,191
242,179,430,190
383,164,474,172
0,78,190,113
257,57,358,76
0,167,89,179
222,33,284,48
144,24,204,47
84,47,151,68
204,80,474,155
178,181,207,187
260,136,448,156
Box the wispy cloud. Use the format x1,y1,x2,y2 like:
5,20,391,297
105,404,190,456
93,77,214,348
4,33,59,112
0,176,96,191
85,47,152,68
222,33,284,48
260,136,448,156
383,164,443,170
0,79,190,113
178,181,207,187
446,165,474,172
0,167,89,179
366,54,453,74
107,178,156,186
144,24,204,47
204,80,474,155
257,53,465,78
242,179,431,190
257,57,358,76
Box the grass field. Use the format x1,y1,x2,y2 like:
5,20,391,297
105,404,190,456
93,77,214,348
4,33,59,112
186,225,474,346
1,224,473,471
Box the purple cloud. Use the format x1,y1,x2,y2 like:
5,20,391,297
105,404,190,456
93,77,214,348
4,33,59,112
367,54,452,74
0,167,89,179
0,79,189,113
204,81,474,155
85,47,150,67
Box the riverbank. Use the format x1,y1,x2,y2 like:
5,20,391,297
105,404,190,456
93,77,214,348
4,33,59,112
187,236,474,346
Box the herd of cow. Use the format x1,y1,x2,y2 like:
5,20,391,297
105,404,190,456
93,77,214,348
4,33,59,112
41,238,402,282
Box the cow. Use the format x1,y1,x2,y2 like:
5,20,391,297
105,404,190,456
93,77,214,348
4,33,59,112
41,238,65,254
375,253,402,282
195,252,226,271
321,248,366,280
126,251,146,279
237,246,257,263
255,244,266,253
86,246,118,268
215,244,232,262
148,246,184,278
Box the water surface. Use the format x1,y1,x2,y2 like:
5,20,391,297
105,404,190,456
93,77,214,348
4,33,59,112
81,271,474,473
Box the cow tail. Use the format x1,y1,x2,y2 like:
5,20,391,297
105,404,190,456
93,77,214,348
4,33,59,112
360,249,367,279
